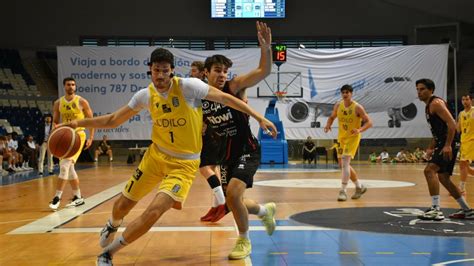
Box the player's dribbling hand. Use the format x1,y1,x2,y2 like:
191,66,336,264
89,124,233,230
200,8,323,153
260,118,278,139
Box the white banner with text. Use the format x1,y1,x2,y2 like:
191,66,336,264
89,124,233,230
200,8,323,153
57,45,448,140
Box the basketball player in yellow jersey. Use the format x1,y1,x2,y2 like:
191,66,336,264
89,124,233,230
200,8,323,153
457,94,474,196
49,77,94,210
324,84,373,201
60,48,276,266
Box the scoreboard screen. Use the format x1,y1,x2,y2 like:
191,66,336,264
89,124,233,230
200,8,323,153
211,0,285,19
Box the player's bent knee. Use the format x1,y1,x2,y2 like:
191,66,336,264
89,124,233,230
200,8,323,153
115,195,137,213
225,190,241,203
423,166,436,176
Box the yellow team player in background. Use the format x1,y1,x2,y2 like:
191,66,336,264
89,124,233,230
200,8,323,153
49,77,94,210
324,84,373,201
457,94,474,196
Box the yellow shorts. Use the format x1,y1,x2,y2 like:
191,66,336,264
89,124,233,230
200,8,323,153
460,139,474,162
122,143,200,210
337,135,361,159
65,130,86,163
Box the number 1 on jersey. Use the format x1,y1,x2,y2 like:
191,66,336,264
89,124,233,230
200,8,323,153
169,131,174,143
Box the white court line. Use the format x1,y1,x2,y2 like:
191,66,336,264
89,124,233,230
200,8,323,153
7,181,126,235
7,174,334,236
45,225,333,234
432,258,474,265
257,169,339,173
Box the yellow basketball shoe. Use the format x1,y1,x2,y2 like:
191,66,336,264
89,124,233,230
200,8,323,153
260,202,276,235
228,237,252,260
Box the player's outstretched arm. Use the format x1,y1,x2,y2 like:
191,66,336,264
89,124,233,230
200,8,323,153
229,21,272,94
206,86,277,138
62,105,139,129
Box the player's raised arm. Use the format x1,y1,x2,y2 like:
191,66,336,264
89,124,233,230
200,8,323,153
228,21,272,94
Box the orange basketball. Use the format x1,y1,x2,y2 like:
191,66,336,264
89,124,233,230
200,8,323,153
47,127,82,159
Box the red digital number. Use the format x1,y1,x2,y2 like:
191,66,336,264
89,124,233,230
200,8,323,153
277,51,286,61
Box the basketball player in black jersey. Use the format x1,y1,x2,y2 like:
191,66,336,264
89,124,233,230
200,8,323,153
199,21,273,224
416,79,473,220
200,22,278,260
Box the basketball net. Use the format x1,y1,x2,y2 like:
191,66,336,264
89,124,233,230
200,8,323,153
274,91,288,103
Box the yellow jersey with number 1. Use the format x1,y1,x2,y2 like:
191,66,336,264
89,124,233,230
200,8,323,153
149,77,203,157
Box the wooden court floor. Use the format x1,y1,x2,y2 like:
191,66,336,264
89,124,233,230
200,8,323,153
0,162,472,265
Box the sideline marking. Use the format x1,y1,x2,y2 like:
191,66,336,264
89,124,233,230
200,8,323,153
11,225,334,235
255,179,415,188
433,258,474,265
8,181,126,235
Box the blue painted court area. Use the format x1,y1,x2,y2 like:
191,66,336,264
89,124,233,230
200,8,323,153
248,220,474,266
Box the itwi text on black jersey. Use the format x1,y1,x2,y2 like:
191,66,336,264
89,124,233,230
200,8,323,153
201,82,258,161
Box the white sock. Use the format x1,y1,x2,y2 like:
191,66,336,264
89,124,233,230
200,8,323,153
55,190,63,199
211,195,218,208
73,189,81,198
431,195,440,208
459,181,466,190
104,235,128,256
456,197,470,210
239,231,249,239
353,180,361,188
341,183,348,192
213,186,225,206
257,204,267,217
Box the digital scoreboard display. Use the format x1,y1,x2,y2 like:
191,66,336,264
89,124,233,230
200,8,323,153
211,0,285,19
272,44,287,64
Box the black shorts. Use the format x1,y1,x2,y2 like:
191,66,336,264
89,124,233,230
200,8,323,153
199,133,225,167
429,142,459,175
220,149,260,189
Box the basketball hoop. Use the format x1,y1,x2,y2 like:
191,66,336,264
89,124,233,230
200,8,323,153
274,91,287,102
